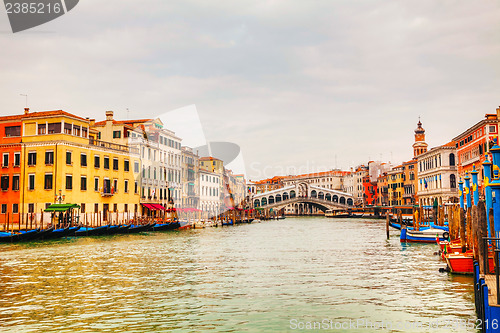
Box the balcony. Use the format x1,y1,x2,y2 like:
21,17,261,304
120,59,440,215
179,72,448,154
101,191,113,197
89,138,139,154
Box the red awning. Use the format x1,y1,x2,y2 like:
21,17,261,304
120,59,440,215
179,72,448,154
141,203,157,210
152,204,165,210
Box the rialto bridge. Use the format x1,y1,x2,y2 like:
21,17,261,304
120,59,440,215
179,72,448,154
251,183,354,215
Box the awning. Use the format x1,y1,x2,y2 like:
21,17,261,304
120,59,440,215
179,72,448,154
141,203,156,210
45,203,80,212
151,204,165,210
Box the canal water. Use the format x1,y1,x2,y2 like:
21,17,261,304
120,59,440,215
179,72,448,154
0,217,477,332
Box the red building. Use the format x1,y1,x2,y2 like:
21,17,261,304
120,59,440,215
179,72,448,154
362,175,377,206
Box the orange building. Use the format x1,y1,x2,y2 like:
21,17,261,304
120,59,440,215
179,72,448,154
0,115,23,224
453,108,499,183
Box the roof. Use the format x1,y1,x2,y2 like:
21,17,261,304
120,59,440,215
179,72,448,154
0,110,88,122
93,119,152,126
44,203,80,212
200,156,222,162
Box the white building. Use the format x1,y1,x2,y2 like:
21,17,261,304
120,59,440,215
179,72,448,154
417,142,458,206
342,166,368,206
199,169,221,217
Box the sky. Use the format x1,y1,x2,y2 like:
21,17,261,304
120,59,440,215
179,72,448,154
1,0,500,180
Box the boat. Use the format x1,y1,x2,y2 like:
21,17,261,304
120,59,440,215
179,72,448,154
400,227,449,243
127,224,151,233
40,226,80,240
152,223,172,231
74,225,109,237
325,210,349,218
178,220,193,229
444,251,495,274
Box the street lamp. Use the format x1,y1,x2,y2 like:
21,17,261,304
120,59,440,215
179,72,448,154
55,190,65,204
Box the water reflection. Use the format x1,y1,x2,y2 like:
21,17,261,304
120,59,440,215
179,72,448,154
0,218,476,332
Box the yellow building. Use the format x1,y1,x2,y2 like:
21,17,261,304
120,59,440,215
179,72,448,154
387,165,404,206
19,109,141,223
199,156,224,174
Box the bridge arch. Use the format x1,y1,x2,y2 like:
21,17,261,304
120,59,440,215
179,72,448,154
283,192,289,200
325,193,331,201
311,190,317,198
290,190,296,198
276,194,282,202
347,198,353,206
262,197,267,206
318,192,324,200
254,199,260,208
269,195,275,204
340,197,346,205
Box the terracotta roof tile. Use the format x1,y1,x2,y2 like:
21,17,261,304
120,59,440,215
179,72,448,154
0,110,88,122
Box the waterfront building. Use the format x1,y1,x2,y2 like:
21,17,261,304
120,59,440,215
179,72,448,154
93,111,183,214
342,165,368,206
200,156,224,174
180,146,199,209
401,159,417,205
387,165,404,206
417,142,458,206
252,176,285,194
0,108,142,225
452,108,499,188
282,170,347,191
199,168,221,217
377,173,389,206
362,175,377,206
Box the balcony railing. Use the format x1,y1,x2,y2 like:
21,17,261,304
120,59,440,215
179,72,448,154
89,138,139,154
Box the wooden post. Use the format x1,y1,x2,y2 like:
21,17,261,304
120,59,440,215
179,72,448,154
489,208,496,241
477,201,488,274
466,208,472,251
386,213,390,239
471,206,478,261
6,212,9,233
459,208,466,253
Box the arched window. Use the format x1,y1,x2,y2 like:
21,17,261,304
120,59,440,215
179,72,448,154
254,199,260,208
290,190,296,198
311,190,317,198
332,195,338,203
276,194,282,202
450,174,456,188
261,197,267,206
340,197,346,204
325,193,332,201
268,196,275,204
449,153,455,166
318,192,324,200
283,192,289,200
347,198,353,206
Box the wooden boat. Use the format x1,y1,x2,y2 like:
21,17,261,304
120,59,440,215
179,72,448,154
0,228,54,243
400,227,449,243
74,225,109,237
444,251,495,274
40,226,80,240
178,220,193,229
152,223,172,231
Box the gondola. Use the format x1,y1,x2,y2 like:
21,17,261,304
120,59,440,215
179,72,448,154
74,225,109,237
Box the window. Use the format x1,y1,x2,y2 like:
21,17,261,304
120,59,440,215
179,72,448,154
73,125,81,136
449,153,455,166
124,160,129,172
94,155,100,168
28,152,36,166
5,126,21,137
48,122,61,134
82,127,88,138
113,203,118,212
1,204,6,214
103,179,111,194
113,179,118,193
81,176,87,191
450,174,457,188
28,174,35,190
38,124,46,135
1,175,8,191
94,177,99,191
12,175,19,191
81,153,87,167
44,174,53,190
124,203,128,212
66,175,73,190
66,151,72,165
134,181,138,194
14,153,20,167
113,158,119,171
64,123,72,134
134,162,139,173
28,203,34,213
124,180,129,193
45,151,54,165
2,153,8,167
12,204,18,214
113,130,121,138
104,156,109,169
81,203,86,213
94,203,98,213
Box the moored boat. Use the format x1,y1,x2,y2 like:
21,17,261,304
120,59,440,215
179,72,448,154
400,227,449,243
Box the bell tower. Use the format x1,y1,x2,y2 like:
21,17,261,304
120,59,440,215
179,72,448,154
413,119,428,158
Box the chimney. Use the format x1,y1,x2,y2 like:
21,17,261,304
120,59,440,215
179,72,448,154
90,118,95,126
497,106,500,120
24,107,29,115
105,110,114,121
